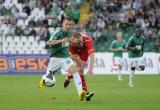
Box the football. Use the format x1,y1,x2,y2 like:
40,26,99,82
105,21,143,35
43,75,56,87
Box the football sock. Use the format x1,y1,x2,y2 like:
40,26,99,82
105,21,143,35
66,72,73,80
80,74,88,92
73,72,83,94
136,66,141,71
46,68,53,76
118,69,122,80
129,70,134,83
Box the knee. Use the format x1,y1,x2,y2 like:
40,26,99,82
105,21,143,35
68,65,77,74
118,64,122,70
131,67,135,71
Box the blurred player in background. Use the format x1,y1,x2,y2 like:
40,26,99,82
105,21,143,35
110,32,126,81
64,32,95,101
126,28,145,87
39,17,86,100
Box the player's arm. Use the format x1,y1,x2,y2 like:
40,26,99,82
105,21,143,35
47,38,69,46
110,48,119,51
109,41,119,52
122,40,127,52
86,38,95,76
88,52,94,76
47,30,70,46
126,37,138,51
141,37,145,56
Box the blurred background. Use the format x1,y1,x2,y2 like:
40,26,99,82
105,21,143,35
0,0,160,54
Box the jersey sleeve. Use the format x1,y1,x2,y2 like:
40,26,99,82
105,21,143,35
123,40,127,49
110,40,116,49
86,38,94,54
49,29,61,41
126,37,134,49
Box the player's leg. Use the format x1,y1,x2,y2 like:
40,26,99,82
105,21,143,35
69,66,86,101
64,72,73,88
64,70,94,101
118,57,124,81
80,74,88,92
79,71,94,101
64,64,86,89
64,71,89,92
137,57,145,71
118,64,122,81
39,57,63,90
39,58,55,90
128,58,136,87
64,59,94,101
114,57,123,80
111,57,118,72
129,67,135,87
63,59,85,101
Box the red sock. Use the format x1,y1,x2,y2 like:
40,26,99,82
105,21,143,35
67,73,73,80
80,74,88,92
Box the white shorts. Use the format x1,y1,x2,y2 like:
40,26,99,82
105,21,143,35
112,57,123,66
47,57,74,72
129,57,144,68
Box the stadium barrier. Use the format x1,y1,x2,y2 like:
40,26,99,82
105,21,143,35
91,52,160,75
0,54,49,74
157,53,160,74
0,53,160,74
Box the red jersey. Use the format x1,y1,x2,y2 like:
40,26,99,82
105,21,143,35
69,34,94,62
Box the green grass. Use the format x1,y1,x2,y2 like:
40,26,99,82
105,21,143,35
0,74,160,110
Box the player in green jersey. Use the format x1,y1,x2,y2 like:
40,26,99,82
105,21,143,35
39,17,86,100
110,32,126,81
126,28,145,87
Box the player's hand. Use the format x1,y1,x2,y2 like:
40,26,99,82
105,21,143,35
118,48,124,51
76,56,84,67
131,47,138,51
89,68,94,77
62,38,69,43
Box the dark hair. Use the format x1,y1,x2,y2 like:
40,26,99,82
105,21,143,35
135,28,142,34
62,17,73,23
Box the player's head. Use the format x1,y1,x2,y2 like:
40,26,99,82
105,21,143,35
117,32,123,41
70,32,83,48
135,28,141,37
62,17,73,32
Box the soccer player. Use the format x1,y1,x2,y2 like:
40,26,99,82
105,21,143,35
126,28,145,87
64,32,95,101
39,17,86,100
110,32,126,81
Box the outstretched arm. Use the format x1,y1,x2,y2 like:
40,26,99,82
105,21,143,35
47,38,69,46
88,52,94,76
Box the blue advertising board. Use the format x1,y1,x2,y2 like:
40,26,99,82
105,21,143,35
0,54,50,74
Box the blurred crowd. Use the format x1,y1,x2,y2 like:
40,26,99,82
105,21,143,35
0,0,160,52
86,0,160,52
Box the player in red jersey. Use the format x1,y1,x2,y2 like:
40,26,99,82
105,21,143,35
64,32,94,101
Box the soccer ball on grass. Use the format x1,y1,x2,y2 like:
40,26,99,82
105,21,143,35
42,75,56,87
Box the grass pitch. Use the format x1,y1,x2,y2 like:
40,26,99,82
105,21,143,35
0,74,160,110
